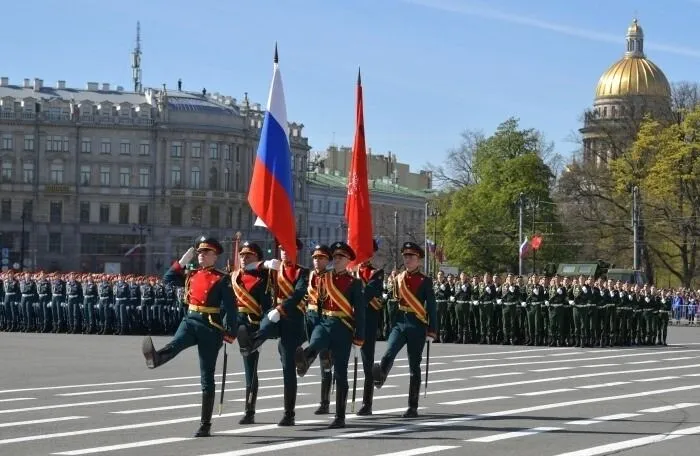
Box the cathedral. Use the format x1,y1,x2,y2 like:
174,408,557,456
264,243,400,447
580,19,672,165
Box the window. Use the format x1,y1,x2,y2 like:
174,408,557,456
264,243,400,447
138,204,148,224
210,206,220,228
22,162,34,184
171,141,182,158
209,167,218,190
1,199,10,221
209,143,219,159
100,166,110,186
226,207,233,227
81,138,91,153
118,203,129,224
224,168,231,191
139,168,149,188
48,233,62,254
119,141,131,155
1,161,12,182
79,202,90,223
49,162,64,183
2,134,13,150
80,165,91,186
191,206,202,226
171,166,181,187
46,136,68,152
223,144,231,160
191,166,200,189
119,167,130,187
234,168,240,191
191,142,201,158
24,135,34,151
235,145,240,162
50,201,62,223
170,206,182,226
99,204,109,223
23,200,33,221
335,201,339,214
100,139,111,154
139,142,150,156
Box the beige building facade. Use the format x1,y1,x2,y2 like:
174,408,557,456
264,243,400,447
0,77,310,273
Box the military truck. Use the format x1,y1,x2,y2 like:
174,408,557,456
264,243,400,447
553,260,612,280
606,268,647,286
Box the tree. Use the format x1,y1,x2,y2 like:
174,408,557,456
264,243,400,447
609,109,700,287
430,118,570,273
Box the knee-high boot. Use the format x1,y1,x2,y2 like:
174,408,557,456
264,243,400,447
278,384,296,426
314,370,332,415
356,378,373,416
402,374,421,418
194,391,215,437
238,382,258,424
142,337,177,369
328,384,347,429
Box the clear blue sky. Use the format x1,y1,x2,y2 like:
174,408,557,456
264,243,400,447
3,0,699,172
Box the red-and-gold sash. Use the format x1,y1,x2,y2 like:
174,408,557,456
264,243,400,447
307,270,322,311
231,270,262,317
397,271,428,324
323,273,355,330
277,269,294,299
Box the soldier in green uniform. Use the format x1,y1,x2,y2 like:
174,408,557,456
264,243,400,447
384,270,399,339
97,275,114,334
295,242,365,429
479,273,496,344
570,276,588,348
468,275,480,343
547,276,566,346
142,236,236,437
526,274,545,346
372,242,437,418
36,271,52,333
434,271,450,343
658,289,671,345
500,273,519,345
238,239,308,426
454,272,470,344
641,285,657,345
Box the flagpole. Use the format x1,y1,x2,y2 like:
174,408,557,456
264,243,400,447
518,192,524,276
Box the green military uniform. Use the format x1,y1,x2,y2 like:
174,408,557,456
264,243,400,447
142,236,236,438
526,282,545,346
453,278,470,344
479,280,497,344
548,283,567,346
657,293,671,345
570,282,588,348
434,275,451,342
501,278,520,345
469,278,480,343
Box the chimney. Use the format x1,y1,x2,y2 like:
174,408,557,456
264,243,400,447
33,78,43,91
102,83,110,91
0,77,8,87
87,82,99,91
57,80,66,89
116,86,124,92
23,78,30,88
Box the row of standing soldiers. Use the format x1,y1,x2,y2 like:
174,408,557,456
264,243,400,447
415,271,673,348
0,271,188,335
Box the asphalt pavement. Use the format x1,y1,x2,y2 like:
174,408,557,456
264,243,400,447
1,326,700,456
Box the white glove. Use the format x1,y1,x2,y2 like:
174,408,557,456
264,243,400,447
557,288,563,295
439,284,446,291
610,291,615,297
509,286,515,293
486,287,492,293
263,259,281,271
582,286,587,293
497,299,503,304
533,288,539,295
382,293,388,300
449,296,455,302
267,308,281,323
472,300,478,305
645,297,650,303
521,302,526,307
426,335,434,342
461,284,468,292
628,295,633,301
178,247,196,267
568,300,574,305
600,290,605,296
545,300,550,306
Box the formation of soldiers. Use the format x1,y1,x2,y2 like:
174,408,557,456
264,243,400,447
405,271,675,348
0,270,185,335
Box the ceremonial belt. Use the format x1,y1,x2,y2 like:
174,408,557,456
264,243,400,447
436,299,447,303
188,305,220,314
530,301,543,305
550,303,563,307
68,294,79,298
504,301,517,305
39,294,49,297
643,308,653,311
397,271,427,325
53,293,64,296
323,273,354,331
232,271,262,317
276,296,306,313
116,297,128,300
369,297,382,311
21,294,34,297
481,300,493,304
659,310,670,314
456,300,468,304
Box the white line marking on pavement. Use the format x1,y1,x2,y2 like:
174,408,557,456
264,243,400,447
0,416,86,428
466,426,562,443
52,437,192,455
397,347,569,361
517,389,575,397
217,419,323,434
579,364,619,368
473,372,523,378
439,396,511,406
228,393,308,402
683,373,700,377
550,352,585,357
577,381,631,389
567,412,641,425
665,356,695,361
634,376,680,382
637,403,700,413
57,388,151,397
0,397,33,403
394,363,445,368
550,424,700,456
373,445,461,456
425,378,464,384
504,355,545,360
627,360,658,364
531,367,574,372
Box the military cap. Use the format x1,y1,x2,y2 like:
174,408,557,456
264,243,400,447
239,241,263,260
401,241,425,258
311,244,332,259
331,241,356,261
279,238,304,251
195,235,224,255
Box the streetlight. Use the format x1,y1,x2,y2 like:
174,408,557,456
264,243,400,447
20,208,26,272
131,223,151,274
428,205,441,276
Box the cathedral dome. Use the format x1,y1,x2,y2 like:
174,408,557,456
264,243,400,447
594,19,671,99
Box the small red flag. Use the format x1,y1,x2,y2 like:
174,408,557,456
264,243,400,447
531,235,543,251
345,68,373,266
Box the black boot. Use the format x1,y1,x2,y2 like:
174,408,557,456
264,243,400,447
238,384,257,424
278,385,296,426
194,391,215,437
372,357,392,389
328,385,347,429
402,375,421,418
142,336,177,369
356,378,373,416
237,325,259,356
295,346,316,377
314,371,332,415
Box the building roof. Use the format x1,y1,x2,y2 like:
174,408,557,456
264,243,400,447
307,171,431,199
0,84,147,105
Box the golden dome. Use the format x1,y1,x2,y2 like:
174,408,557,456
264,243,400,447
594,19,671,99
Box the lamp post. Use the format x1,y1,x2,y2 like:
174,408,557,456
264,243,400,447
131,223,151,274
428,206,441,277
20,208,26,272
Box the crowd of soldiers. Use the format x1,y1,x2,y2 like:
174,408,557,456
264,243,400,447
406,271,675,348
0,270,184,334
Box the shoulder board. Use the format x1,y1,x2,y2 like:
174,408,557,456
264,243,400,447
370,268,385,280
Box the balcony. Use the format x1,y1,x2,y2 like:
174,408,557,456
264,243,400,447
45,184,71,194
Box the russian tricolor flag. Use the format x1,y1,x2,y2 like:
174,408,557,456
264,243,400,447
519,237,530,258
248,45,298,262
